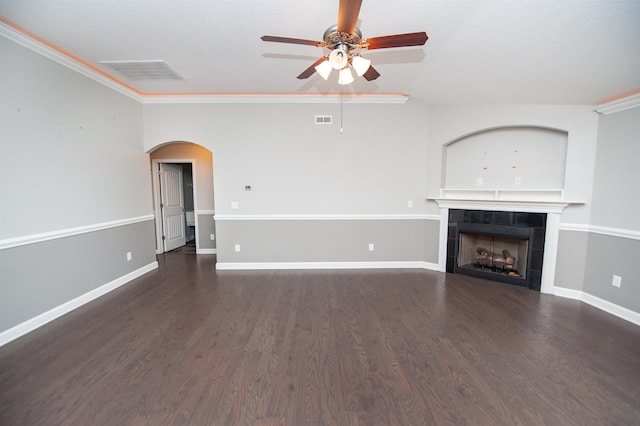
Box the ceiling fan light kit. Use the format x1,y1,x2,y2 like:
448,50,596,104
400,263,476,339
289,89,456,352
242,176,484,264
329,46,349,70
314,58,333,80
338,67,355,85
351,54,371,77
261,0,428,85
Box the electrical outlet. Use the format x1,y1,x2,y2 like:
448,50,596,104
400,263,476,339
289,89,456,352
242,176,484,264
231,201,239,209
477,177,483,186
515,176,522,184
369,243,375,251
407,200,414,208
612,274,622,288
210,234,215,241
126,252,132,261
234,244,241,252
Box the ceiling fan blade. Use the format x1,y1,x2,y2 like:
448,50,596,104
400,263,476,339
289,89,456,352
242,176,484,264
297,57,327,79
337,0,362,34
261,35,322,47
365,32,428,50
363,65,380,81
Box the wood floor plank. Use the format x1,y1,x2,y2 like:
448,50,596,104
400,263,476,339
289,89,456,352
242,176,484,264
1,253,639,425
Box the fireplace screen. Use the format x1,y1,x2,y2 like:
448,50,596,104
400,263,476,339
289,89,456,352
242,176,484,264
457,233,529,279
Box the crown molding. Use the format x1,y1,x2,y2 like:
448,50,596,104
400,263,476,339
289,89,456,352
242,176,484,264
2,21,409,105
140,93,410,104
595,93,640,115
0,21,143,102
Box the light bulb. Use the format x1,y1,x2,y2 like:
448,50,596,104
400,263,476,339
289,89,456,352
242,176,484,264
329,48,348,70
314,59,332,80
338,67,354,85
351,55,371,77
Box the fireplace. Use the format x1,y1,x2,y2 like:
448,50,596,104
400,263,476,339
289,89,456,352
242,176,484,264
447,209,546,290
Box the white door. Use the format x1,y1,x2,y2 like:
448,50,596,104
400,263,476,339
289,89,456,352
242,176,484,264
160,163,186,252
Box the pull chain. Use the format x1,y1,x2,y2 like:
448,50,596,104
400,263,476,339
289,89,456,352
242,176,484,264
340,87,344,134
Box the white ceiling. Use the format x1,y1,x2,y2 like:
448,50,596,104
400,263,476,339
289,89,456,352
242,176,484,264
1,0,639,105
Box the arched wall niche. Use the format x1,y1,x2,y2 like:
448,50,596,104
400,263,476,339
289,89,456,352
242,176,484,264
442,126,568,190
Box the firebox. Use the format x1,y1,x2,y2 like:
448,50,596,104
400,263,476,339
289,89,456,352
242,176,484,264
447,210,546,290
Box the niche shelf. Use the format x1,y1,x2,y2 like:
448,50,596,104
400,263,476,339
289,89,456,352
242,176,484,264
438,188,564,202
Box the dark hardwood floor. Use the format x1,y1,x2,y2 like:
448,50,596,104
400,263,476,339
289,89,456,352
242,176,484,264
1,252,639,425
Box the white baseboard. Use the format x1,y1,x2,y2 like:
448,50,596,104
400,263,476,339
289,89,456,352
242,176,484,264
554,286,640,326
197,248,217,255
0,261,159,347
216,261,440,271
553,287,583,300
214,213,438,221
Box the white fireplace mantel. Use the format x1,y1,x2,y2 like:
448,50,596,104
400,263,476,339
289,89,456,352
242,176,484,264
430,198,575,214
428,191,583,295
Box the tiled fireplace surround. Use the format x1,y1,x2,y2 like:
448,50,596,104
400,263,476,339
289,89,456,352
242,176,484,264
433,197,574,294
446,209,547,291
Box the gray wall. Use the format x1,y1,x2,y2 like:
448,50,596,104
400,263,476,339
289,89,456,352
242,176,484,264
197,213,216,251
0,37,156,336
582,107,640,312
583,233,640,313
590,108,640,230
216,218,439,265
555,230,589,291
0,221,156,331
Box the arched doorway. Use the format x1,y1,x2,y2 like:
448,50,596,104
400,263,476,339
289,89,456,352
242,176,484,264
148,142,215,255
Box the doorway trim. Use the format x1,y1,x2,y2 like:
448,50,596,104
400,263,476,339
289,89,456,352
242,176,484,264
151,159,198,255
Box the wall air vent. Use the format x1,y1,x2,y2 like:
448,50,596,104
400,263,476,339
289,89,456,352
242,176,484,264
315,115,333,125
98,60,184,80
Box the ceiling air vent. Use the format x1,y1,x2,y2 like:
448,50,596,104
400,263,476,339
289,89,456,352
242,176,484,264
98,60,184,80
315,115,333,125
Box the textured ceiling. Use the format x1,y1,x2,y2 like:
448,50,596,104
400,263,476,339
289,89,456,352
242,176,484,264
1,0,639,105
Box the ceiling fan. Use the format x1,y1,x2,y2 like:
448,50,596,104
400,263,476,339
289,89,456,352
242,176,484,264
261,0,428,85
